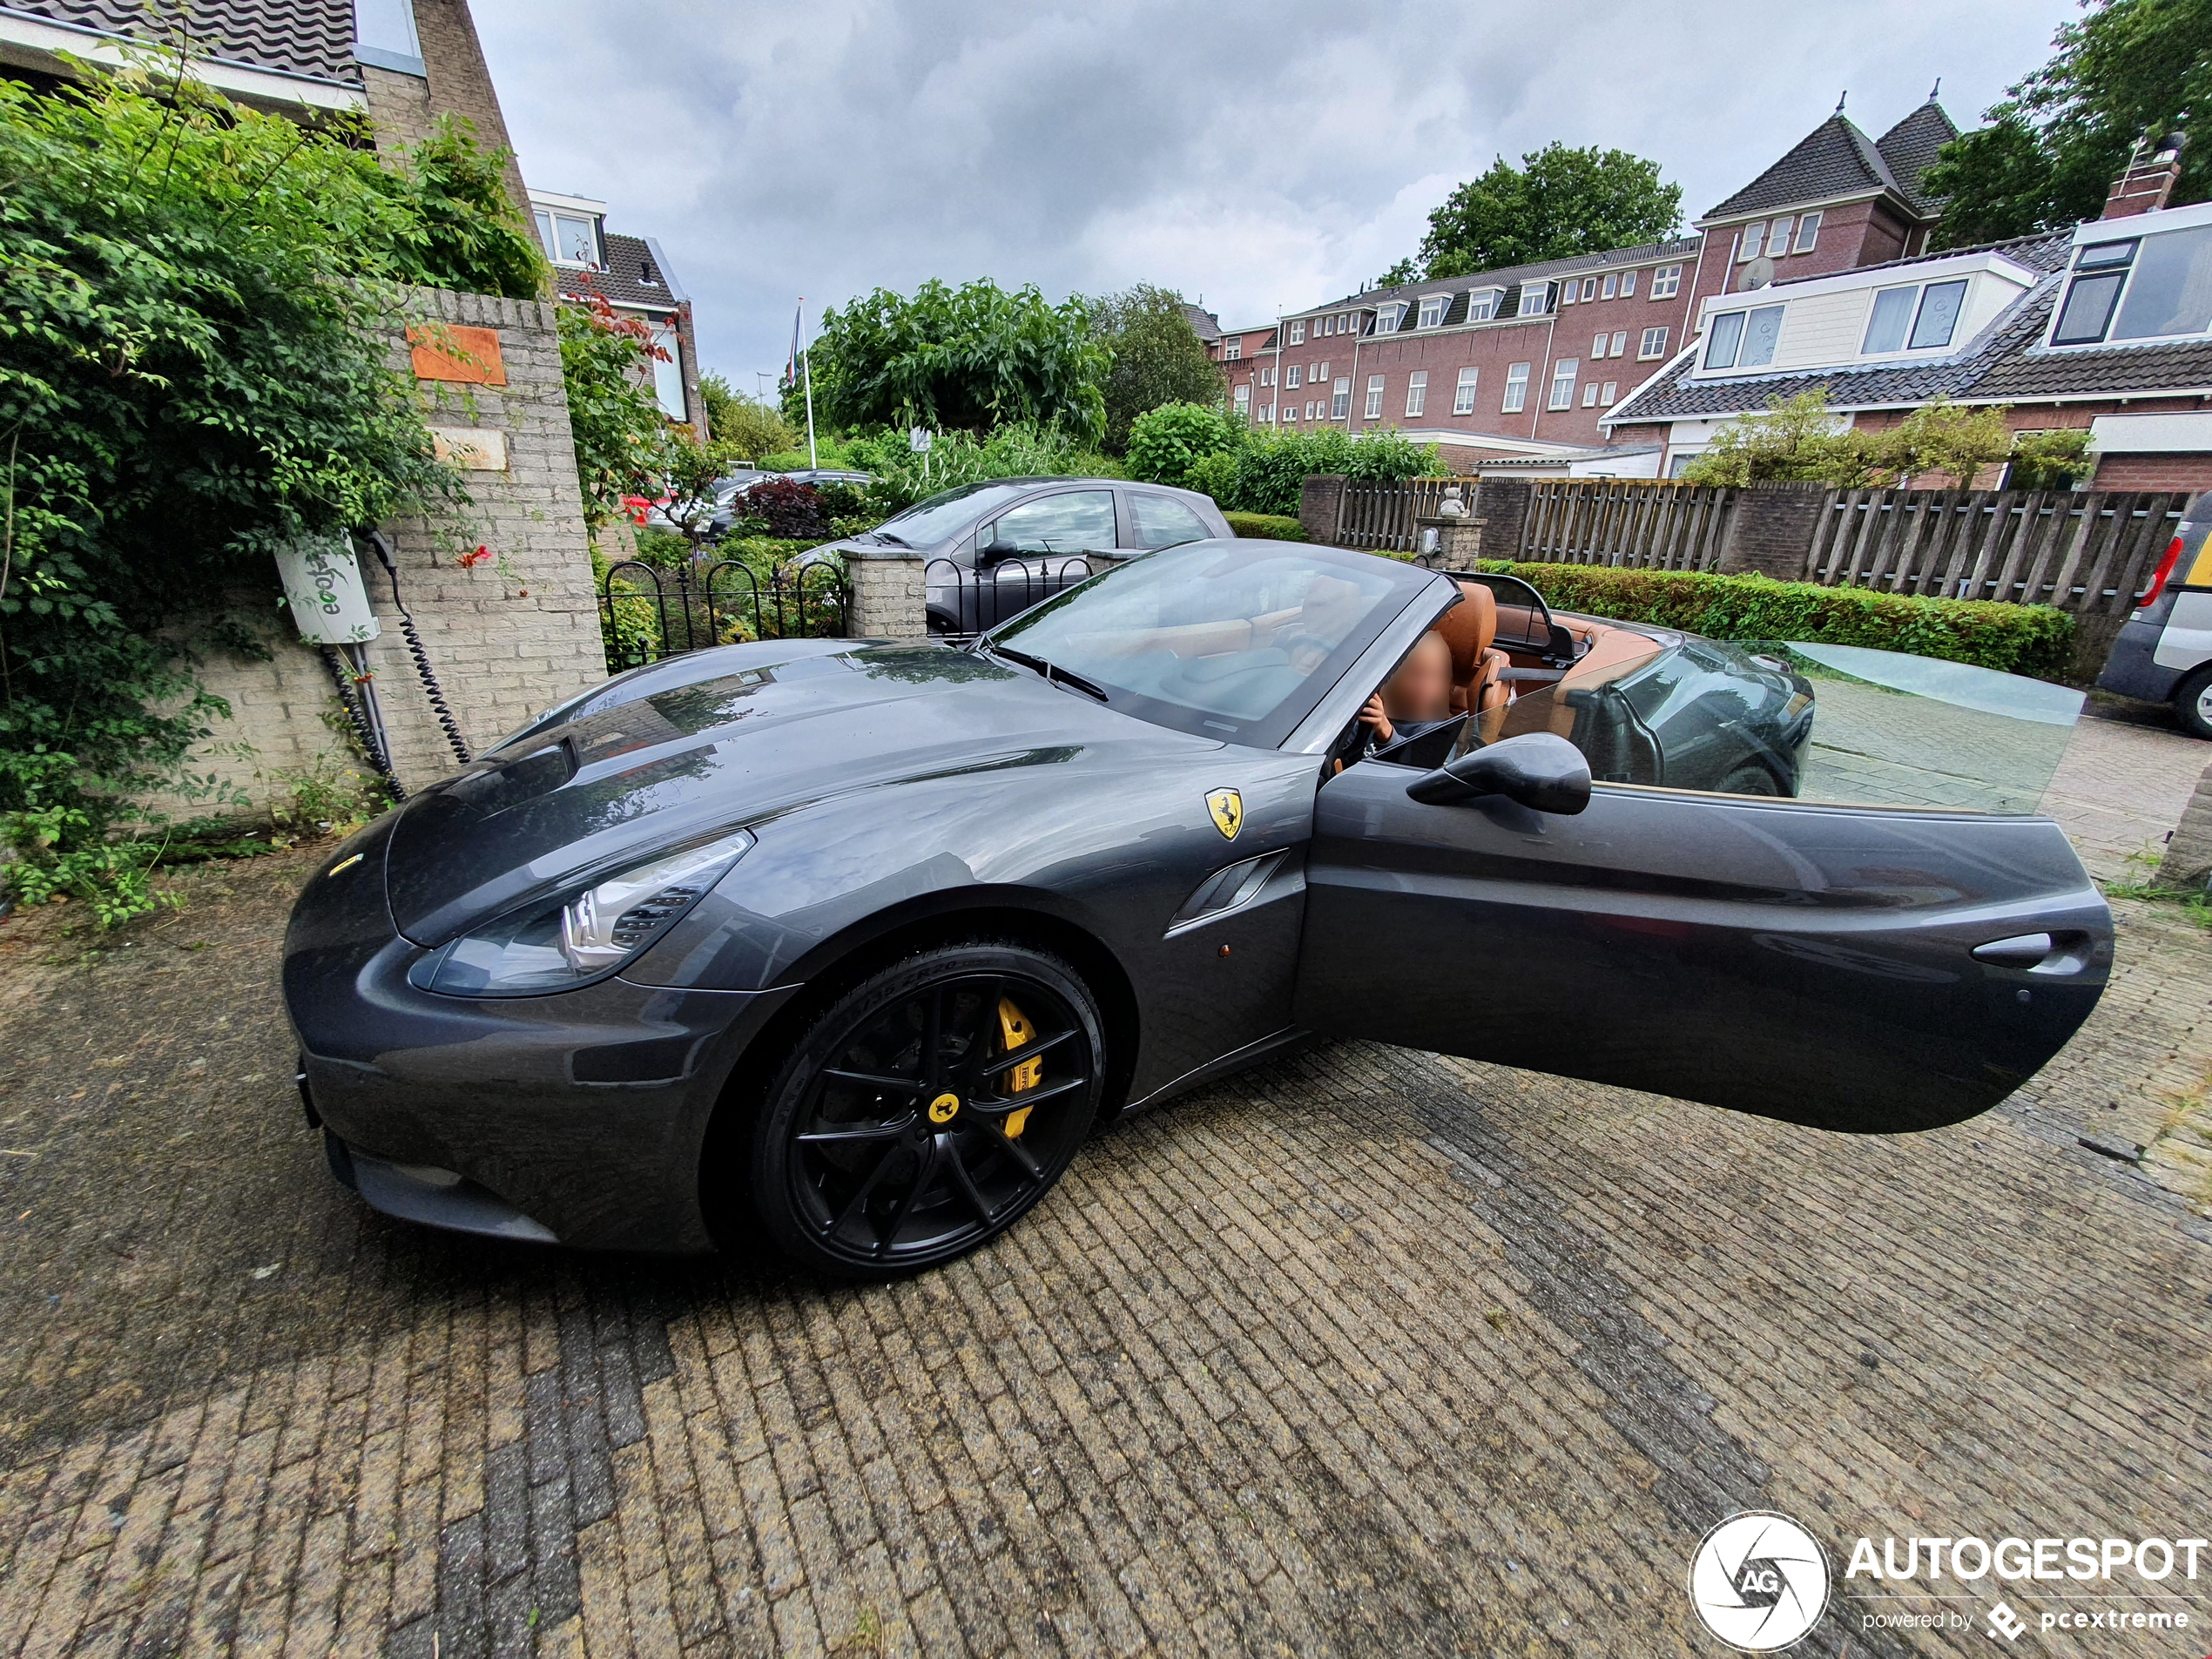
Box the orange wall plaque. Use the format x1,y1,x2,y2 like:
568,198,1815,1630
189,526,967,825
408,325,507,386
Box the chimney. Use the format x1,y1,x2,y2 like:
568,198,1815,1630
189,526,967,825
2102,130,2187,219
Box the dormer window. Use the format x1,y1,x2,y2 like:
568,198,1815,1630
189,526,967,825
1860,279,1967,354
1517,280,1551,317
533,209,602,268
1466,287,1505,322
1703,304,1784,370
1375,304,1404,334
1417,294,1447,328
1288,320,1306,344
2051,224,2212,347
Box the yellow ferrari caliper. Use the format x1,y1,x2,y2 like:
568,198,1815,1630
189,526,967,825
996,995,1040,1139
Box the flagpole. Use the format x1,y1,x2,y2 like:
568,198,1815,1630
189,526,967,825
799,299,819,470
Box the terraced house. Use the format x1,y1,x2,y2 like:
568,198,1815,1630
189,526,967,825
1232,92,1965,473
1604,133,2212,490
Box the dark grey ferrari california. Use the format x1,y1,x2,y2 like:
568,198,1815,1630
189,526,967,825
286,539,2111,1277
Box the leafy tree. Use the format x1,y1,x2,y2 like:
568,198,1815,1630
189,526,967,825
1399,144,1683,283
369,113,548,300
1925,0,2212,247
698,371,795,459
2006,428,2096,489
810,279,1109,443
1085,285,1225,454
860,421,1123,515
1125,402,1244,489
1886,400,2016,487
0,70,473,920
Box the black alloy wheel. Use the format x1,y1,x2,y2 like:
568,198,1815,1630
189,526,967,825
748,942,1103,1277
1716,762,1783,797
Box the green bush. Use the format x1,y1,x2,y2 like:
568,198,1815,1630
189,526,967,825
1477,561,2075,679
1224,512,1309,541
1125,401,1243,489
1208,427,1447,516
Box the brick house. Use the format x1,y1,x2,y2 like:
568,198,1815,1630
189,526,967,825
1238,94,1962,473
530,189,707,436
1604,134,2212,490
0,1,707,436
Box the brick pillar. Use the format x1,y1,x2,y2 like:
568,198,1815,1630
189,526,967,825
847,549,927,639
1715,483,1824,580
1471,477,1533,561
2101,134,2185,220
1412,516,1487,568
1299,474,1346,543
2159,758,2212,887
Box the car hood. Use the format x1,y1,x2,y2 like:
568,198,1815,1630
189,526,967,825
385,639,1204,945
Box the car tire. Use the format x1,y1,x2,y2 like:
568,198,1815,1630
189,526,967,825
1716,763,1783,797
2174,664,2212,740
745,941,1104,1278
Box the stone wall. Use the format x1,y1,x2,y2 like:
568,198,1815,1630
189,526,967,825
185,287,603,812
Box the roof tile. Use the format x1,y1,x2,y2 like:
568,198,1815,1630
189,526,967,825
3,0,360,83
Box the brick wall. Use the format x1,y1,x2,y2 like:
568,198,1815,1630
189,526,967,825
181,288,602,811
397,0,529,220
2092,452,2212,493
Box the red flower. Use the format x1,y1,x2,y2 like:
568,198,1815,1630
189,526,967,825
457,544,492,568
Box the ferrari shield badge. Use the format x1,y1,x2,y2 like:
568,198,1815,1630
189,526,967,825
1206,787,1244,840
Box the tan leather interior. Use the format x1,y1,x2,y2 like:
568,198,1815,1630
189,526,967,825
1435,581,1510,715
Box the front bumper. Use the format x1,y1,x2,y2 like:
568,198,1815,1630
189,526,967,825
283,815,796,1252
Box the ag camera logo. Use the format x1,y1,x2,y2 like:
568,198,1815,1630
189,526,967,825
1689,1512,1831,1650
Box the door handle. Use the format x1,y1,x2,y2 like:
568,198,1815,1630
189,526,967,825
1971,932,2090,974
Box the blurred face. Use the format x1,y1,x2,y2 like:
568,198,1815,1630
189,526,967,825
1383,631,1453,722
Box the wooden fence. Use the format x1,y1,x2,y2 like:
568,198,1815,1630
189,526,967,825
1520,479,1736,572
1804,489,2189,617
1332,477,1465,555
1318,477,2192,617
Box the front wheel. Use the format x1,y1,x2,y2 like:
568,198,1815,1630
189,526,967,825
747,942,1104,1278
2175,663,2212,740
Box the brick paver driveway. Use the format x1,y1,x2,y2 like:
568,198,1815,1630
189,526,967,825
1,710,2208,1658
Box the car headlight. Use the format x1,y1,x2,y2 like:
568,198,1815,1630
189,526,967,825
414,830,755,996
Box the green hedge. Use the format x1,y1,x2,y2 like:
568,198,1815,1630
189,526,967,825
1476,560,2075,680
1224,511,1309,541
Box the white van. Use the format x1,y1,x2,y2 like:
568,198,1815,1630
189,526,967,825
2097,493,2212,737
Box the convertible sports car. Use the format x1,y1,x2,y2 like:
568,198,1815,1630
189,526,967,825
286,540,2111,1278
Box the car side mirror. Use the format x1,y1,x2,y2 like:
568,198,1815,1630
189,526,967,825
976,530,1016,564
1406,732,1591,815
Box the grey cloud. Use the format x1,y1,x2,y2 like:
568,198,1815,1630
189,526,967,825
474,0,2074,387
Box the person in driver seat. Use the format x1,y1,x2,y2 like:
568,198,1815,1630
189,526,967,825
1358,630,1464,768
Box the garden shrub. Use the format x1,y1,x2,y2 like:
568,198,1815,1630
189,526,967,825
744,479,831,540
1224,512,1309,541
1126,402,1244,489
1476,561,2075,679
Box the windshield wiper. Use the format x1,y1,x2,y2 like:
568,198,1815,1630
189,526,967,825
989,644,1109,703
872,530,911,547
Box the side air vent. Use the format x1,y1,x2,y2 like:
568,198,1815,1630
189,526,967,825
1170,850,1288,929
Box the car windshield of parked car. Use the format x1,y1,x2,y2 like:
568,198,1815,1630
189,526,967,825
986,543,1432,746
875,482,1037,547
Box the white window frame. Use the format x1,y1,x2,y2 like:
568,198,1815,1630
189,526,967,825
1405,370,1428,418
1638,326,1669,360
1466,287,1505,322
1740,221,1766,262
1233,384,1251,415
1602,274,1618,300
1376,304,1404,334
1861,280,1970,355
1502,362,1530,413
1519,281,1550,316
1453,367,1479,415
1610,330,1627,357
1315,361,1330,381
1224,341,1241,361
1365,375,1385,419
1332,377,1350,420
1794,212,1823,253
1601,381,1617,403
1418,294,1447,328
1580,277,1599,301
1561,281,1576,305
1592,332,1609,359
1621,269,1638,296
1650,264,1682,300
1548,359,1578,410
1285,365,1302,389
1581,382,1600,408
1288,320,1306,344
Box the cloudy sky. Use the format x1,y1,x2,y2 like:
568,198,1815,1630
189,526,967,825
473,0,2077,396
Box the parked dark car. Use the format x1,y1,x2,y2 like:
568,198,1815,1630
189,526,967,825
810,477,1231,637
286,540,2109,1278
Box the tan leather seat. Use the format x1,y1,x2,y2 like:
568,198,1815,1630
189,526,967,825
1434,581,1510,715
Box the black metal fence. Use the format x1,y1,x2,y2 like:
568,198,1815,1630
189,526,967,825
599,557,848,672
923,555,1095,641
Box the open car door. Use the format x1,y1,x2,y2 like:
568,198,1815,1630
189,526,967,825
1291,640,2112,1134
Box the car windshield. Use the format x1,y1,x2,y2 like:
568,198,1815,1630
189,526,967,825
988,543,1433,746
878,482,1038,547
